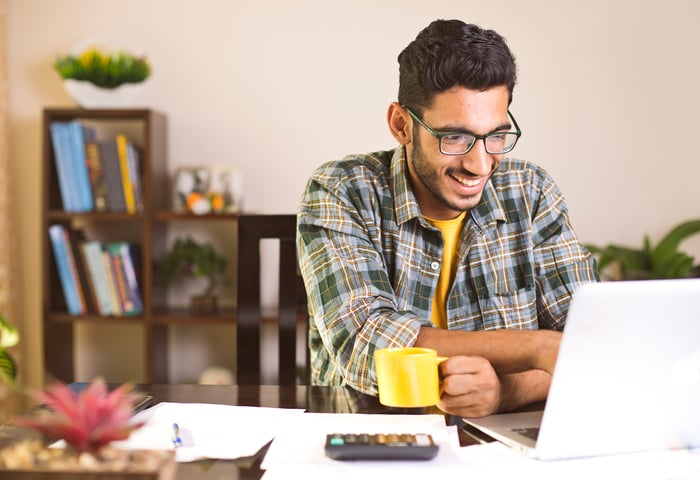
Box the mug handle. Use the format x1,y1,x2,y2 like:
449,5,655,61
437,356,448,397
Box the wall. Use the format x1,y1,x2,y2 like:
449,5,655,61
7,0,700,388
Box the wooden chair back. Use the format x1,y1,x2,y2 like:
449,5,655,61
236,214,309,385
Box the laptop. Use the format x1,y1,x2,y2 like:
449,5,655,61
463,278,700,460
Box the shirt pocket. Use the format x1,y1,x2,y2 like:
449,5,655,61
477,284,538,330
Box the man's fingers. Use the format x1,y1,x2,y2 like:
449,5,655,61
438,355,501,417
440,355,491,376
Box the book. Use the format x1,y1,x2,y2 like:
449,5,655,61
65,121,94,212
67,228,98,315
98,139,127,212
115,134,136,214
80,241,115,316
85,140,109,212
48,224,84,315
49,122,79,211
106,242,143,316
126,142,144,212
101,250,123,316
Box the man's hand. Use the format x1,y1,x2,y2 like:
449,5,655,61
438,356,501,418
436,356,553,418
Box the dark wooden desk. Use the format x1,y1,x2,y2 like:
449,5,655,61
1,384,480,479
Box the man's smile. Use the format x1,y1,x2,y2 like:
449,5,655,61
448,171,484,195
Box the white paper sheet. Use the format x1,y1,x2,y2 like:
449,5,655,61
261,413,470,479
113,402,305,462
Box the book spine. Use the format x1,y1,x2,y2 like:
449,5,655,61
80,241,114,316
122,243,143,313
67,229,98,314
102,251,123,316
48,225,83,315
126,142,144,213
116,134,136,214
98,139,127,212
107,246,136,315
85,141,109,212
66,121,94,212
106,242,143,316
49,123,78,211
61,227,87,314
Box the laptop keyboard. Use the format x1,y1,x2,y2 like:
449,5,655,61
512,427,540,441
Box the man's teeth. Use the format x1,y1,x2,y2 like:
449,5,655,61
451,175,480,187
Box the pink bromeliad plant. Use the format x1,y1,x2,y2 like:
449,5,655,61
16,379,144,455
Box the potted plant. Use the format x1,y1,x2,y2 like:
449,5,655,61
0,379,174,478
54,44,151,108
586,219,700,280
157,237,229,314
0,308,19,386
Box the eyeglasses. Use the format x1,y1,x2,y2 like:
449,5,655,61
404,106,522,155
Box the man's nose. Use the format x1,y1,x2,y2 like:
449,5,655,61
461,140,493,176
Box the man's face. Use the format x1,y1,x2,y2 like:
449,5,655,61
405,85,512,220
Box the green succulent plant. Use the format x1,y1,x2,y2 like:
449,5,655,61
157,237,228,297
54,48,151,89
586,219,700,280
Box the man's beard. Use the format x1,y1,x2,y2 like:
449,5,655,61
410,140,487,214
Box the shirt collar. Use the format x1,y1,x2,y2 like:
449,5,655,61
391,146,423,225
390,145,507,229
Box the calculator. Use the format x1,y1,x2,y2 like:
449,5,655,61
325,433,439,461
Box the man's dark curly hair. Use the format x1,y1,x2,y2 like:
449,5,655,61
398,19,517,113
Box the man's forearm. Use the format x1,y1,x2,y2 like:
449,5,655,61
498,369,551,412
414,326,561,374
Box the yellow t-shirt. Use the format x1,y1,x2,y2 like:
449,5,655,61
424,212,466,329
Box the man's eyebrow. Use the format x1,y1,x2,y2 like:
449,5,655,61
436,121,513,135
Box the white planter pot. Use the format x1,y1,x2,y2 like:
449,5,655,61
63,79,145,108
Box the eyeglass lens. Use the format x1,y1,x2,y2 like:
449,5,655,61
440,133,519,155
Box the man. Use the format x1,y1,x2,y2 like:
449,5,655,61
297,19,598,418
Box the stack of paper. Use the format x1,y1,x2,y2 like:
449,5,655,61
114,402,305,462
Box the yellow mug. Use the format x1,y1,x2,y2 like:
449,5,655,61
374,347,447,408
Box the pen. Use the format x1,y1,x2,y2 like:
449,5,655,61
171,422,183,448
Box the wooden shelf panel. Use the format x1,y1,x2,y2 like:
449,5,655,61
153,211,239,221
46,210,145,221
47,312,146,324
151,306,236,325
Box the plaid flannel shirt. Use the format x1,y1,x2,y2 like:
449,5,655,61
297,146,598,394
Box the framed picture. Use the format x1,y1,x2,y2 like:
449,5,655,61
172,166,211,213
208,165,243,213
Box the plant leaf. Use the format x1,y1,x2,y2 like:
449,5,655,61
15,379,143,454
599,245,649,278
0,349,17,385
653,252,694,279
0,313,19,348
651,219,700,272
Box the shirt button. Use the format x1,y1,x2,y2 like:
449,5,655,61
430,261,440,270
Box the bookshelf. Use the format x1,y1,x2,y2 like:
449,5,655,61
41,108,238,384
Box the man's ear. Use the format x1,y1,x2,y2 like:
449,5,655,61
387,102,412,145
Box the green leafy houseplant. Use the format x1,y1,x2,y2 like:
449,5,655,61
157,237,229,299
54,48,151,89
0,309,19,386
586,219,700,280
